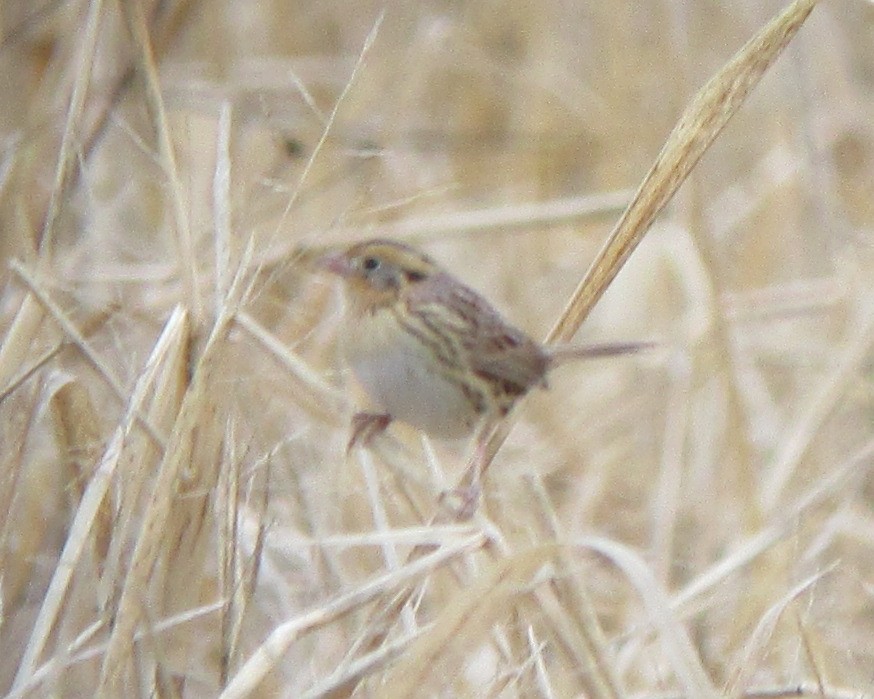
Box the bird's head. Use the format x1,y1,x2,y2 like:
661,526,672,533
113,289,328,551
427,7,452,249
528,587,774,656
320,239,437,311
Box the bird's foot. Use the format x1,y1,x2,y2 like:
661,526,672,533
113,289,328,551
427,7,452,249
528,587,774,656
347,412,392,453
439,484,481,520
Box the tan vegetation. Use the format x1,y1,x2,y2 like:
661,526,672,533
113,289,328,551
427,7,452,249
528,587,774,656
0,0,872,696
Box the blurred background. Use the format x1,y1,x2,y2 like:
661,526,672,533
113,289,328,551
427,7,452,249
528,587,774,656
0,0,872,696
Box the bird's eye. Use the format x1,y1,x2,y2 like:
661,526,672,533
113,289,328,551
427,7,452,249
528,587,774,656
362,256,381,271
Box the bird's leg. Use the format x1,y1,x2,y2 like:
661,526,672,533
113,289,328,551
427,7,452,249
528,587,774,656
347,412,392,453
439,484,479,521
439,421,494,519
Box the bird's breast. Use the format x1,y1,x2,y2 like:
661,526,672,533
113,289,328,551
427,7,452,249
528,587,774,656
341,307,484,438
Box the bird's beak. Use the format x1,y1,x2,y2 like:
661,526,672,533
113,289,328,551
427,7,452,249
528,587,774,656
317,250,352,277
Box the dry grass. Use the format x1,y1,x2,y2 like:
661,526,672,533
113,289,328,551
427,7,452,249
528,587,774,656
1,0,873,696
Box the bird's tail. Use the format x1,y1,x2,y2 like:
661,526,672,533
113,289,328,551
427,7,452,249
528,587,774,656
545,340,654,367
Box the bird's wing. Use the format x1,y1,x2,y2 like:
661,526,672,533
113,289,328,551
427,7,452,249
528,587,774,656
409,274,548,395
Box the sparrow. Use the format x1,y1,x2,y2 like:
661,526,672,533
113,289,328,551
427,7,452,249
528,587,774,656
321,238,644,449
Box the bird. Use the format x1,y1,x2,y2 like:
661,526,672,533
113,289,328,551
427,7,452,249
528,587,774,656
320,238,644,450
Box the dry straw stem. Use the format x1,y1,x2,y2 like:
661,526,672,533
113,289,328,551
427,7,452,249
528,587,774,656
345,189,634,244
92,233,256,692
216,427,255,688
0,291,46,392
5,0,196,228
724,564,837,697
632,688,872,699
262,190,632,274
539,566,623,697
10,306,191,693
373,546,557,698
118,0,199,318
578,538,720,697
95,299,235,691
300,628,429,699
9,260,166,449
0,3,193,398
520,475,623,697
214,101,234,304
472,0,820,477
272,10,385,243
671,436,874,619
0,0,171,381
605,437,874,693
36,0,106,258
47,373,112,568
234,310,347,421
0,303,113,404
341,513,622,697
220,532,488,699
761,298,874,510
9,601,226,699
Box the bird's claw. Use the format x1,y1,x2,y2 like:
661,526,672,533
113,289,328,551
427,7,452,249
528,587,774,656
438,484,481,520
347,412,392,453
